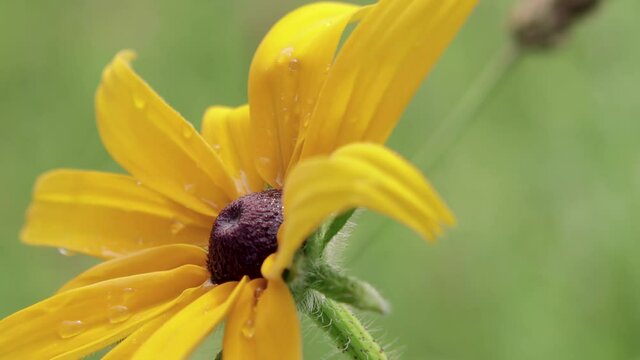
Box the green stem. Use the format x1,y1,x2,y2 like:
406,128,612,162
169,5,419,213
305,209,356,260
413,44,523,171
349,45,523,265
308,295,387,360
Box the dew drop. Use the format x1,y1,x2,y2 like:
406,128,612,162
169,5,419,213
170,220,185,235
57,248,76,256
254,286,265,299
241,319,255,339
280,46,294,58
133,94,146,110
58,320,85,339
182,126,193,139
288,58,300,72
122,287,136,295
135,180,143,186
183,183,195,193
108,305,131,324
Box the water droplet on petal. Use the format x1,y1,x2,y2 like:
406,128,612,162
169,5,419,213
288,58,300,72
182,126,193,139
183,183,195,193
280,46,294,58
108,305,131,324
58,248,76,256
135,180,143,186
170,220,185,235
254,286,265,299
133,94,146,110
122,287,136,295
241,319,255,339
58,320,85,339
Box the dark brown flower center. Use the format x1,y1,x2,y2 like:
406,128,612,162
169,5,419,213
207,189,283,283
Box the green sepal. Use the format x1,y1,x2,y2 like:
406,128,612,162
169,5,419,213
307,262,390,315
305,209,356,259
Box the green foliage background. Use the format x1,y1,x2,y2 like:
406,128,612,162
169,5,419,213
1,0,639,359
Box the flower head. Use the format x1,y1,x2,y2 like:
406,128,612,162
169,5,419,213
0,0,476,359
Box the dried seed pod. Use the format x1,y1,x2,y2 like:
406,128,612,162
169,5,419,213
510,0,601,49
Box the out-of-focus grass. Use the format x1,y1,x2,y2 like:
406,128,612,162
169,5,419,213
1,0,639,359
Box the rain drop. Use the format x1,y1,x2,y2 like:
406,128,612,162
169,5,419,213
183,183,195,193
108,305,131,324
170,220,185,235
122,287,136,295
241,319,255,339
254,286,265,299
58,320,85,339
288,58,300,72
280,46,294,58
202,279,215,288
57,248,76,257
182,126,193,139
133,94,146,110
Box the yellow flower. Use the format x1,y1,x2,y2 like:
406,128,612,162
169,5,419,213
0,0,475,359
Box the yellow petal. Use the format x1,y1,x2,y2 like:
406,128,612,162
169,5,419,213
0,265,208,360
59,244,207,292
96,50,237,216
248,2,365,187
222,279,267,359
299,0,478,159
103,283,211,360
253,278,302,360
266,143,454,279
201,105,265,195
21,170,212,259
133,279,246,359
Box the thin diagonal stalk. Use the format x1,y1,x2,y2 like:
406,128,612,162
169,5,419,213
351,44,523,264
414,44,523,170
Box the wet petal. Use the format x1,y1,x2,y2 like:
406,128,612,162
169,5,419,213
133,279,246,359
21,170,213,258
300,0,477,159
248,2,365,187
201,105,265,195
253,278,302,360
21,170,212,259
59,244,207,292
266,143,454,278
222,279,267,359
103,282,212,360
0,265,208,360
96,51,237,216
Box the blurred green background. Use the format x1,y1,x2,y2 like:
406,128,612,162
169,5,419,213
1,0,639,359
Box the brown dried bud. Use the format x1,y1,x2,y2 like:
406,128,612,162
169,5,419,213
510,0,601,49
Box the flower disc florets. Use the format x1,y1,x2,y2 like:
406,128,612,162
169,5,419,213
207,189,283,283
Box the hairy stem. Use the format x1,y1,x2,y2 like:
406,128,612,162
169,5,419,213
308,295,387,360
